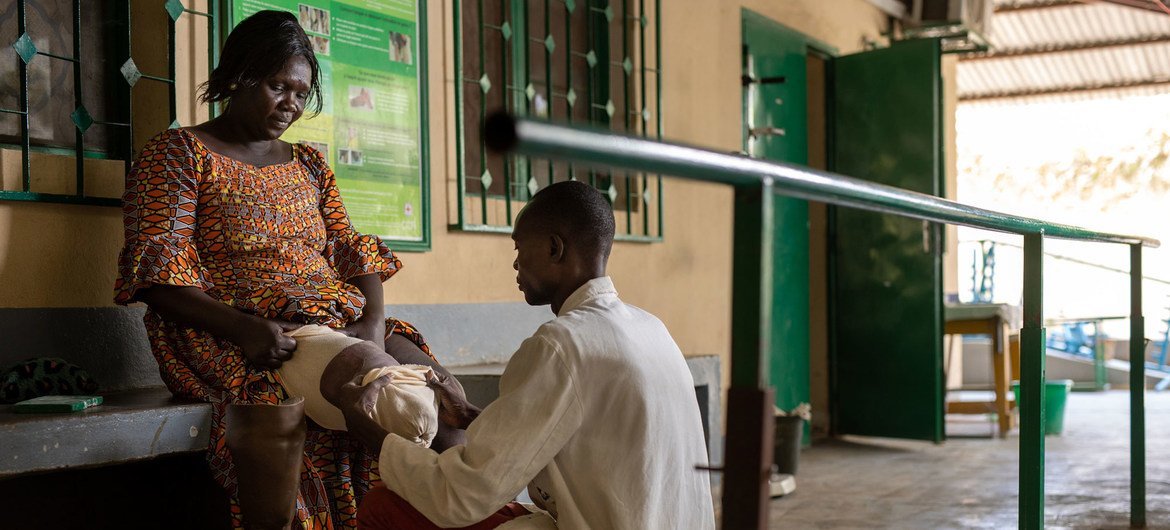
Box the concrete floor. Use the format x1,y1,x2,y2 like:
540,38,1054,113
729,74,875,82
766,390,1170,529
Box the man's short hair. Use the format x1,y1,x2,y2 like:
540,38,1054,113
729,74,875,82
521,181,616,259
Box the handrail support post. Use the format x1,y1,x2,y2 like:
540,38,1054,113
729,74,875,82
721,181,776,530
1020,233,1046,529
1130,243,1146,528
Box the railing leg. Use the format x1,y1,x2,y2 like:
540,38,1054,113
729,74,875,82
1130,243,1146,528
722,182,775,530
1020,233,1046,530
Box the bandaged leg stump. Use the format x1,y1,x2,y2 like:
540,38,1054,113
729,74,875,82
279,325,440,447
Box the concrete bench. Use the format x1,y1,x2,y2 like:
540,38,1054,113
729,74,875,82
0,387,211,478
0,303,722,479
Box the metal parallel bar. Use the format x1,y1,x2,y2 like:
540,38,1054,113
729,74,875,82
73,0,84,197
488,117,1160,247
92,120,131,128
1019,233,1046,530
1131,243,1147,528
0,109,28,115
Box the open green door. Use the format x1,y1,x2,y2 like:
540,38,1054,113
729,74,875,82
830,38,945,442
742,10,810,433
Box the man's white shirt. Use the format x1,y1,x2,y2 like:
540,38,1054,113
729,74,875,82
377,276,716,529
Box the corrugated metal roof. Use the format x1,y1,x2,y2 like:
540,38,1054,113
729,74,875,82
957,0,1170,102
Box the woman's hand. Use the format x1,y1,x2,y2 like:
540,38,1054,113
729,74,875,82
341,274,386,344
339,312,384,344
235,317,302,370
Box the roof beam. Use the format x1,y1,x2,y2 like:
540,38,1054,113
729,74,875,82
958,77,1170,101
994,0,1088,13
1096,0,1170,14
960,34,1170,61
995,0,1170,14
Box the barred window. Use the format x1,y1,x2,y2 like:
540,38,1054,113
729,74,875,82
454,0,662,241
0,0,215,205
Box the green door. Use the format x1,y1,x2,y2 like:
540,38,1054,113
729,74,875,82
742,11,809,427
829,39,945,442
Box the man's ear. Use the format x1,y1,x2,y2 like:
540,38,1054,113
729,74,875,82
549,233,566,263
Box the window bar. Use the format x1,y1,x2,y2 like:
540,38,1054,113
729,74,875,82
18,0,31,192
198,2,219,118
73,0,84,197
454,1,467,228
565,0,574,181
545,0,553,187
622,0,632,236
639,0,648,236
585,1,598,189
521,0,534,203
654,0,662,239
501,1,513,225
123,0,133,173
478,0,488,225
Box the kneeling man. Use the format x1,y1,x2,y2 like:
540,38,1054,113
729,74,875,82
337,181,716,529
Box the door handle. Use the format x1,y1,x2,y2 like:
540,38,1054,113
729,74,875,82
741,74,787,86
749,126,786,138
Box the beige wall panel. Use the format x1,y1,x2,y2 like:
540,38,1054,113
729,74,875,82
0,0,888,373
0,202,122,307
175,0,213,128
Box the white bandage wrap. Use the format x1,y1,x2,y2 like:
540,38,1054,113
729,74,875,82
277,324,440,447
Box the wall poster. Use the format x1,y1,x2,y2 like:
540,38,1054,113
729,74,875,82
230,0,429,249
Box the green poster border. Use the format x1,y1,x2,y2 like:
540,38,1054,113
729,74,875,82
223,0,431,252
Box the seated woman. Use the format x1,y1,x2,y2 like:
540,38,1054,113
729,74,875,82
113,10,474,529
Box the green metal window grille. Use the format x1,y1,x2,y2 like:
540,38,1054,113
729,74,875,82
0,0,218,206
454,0,663,241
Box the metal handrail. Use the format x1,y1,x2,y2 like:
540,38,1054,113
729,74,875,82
487,113,1159,530
485,115,1158,247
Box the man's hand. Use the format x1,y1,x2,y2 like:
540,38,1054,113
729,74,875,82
337,375,393,453
428,371,481,430
235,318,301,370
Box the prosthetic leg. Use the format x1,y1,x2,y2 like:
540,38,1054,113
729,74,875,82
225,396,307,530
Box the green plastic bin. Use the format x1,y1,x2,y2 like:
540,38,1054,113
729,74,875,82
1011,379,1074,435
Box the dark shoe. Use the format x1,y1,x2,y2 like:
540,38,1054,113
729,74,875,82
226,397,307,530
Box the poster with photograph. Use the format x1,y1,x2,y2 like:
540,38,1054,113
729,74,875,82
230,0,426,245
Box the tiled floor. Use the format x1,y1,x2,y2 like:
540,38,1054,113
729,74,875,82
763,390,1170,529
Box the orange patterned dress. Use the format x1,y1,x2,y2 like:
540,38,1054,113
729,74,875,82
114,128,427,529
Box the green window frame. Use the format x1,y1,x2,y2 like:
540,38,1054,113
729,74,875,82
0,0,217,207
454,0,663,242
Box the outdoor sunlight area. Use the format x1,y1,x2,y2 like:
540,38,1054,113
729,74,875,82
957,91,1170,342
